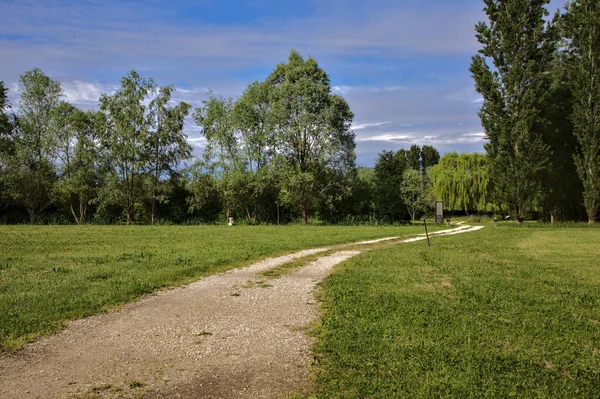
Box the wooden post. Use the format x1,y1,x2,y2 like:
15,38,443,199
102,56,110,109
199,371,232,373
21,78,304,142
424,219,431,246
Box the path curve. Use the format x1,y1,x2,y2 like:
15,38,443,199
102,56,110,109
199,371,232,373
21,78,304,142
0,225,483,399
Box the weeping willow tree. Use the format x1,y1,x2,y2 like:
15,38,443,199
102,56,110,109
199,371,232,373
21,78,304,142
429,152,493,213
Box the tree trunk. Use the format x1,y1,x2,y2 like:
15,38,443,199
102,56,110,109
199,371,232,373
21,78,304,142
151,197,156,225
70,203,80,225
126,202,132,225
79,200,86,225
301,203,307,225
27,208,36,224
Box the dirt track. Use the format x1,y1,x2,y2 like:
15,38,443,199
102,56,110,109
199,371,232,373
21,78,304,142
0,225,483,399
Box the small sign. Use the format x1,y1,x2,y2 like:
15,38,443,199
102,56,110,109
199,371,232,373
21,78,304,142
435,201,443,224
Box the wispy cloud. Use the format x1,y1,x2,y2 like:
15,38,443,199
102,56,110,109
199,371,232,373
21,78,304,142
356,133,414,142
352,121,391,130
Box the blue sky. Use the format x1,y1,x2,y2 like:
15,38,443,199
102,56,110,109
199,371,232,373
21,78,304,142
0,0,568,166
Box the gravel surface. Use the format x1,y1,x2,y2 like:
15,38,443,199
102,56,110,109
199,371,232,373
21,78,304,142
0,248,360,399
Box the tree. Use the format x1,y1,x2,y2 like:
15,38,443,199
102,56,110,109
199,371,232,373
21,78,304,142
51,102,86,223
429,152,492,214
146,85,192,225
51,105,104,224
0,82,15,217
421,145,441,170
0,82,12,162
0,81,10,137
539,51,585,222
2,69,63,222
563,0,600,223
231,81,280,223
470,0,556,221
193,94,240,221
406,144,422,171
267,50,355,223
18,68,63,164
400,169,430,222
373,149,410,221
100,70,154,224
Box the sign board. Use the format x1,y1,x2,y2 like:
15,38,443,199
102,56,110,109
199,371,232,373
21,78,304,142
435,201,443,224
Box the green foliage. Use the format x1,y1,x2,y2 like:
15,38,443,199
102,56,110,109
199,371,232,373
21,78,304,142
421,145,440,171
17,68,63,164
309,227,600,398
192,50,355,224
406,144,421,171
373,149,410,222
0,81,10,138
539,51,585,222
471,0,556,221
563,0,600,223
146,85,192,225
399,168,431,222
0,224,419,351
429,152,493,213
99,70,155,225
1,69,63,222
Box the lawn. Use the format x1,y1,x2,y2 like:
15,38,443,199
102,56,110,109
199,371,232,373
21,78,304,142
0,224,422,352
308,225,600,398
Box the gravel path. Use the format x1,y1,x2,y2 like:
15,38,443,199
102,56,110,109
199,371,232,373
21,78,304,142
0,225,483,399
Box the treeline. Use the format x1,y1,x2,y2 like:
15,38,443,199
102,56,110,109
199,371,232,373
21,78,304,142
0,51,444,225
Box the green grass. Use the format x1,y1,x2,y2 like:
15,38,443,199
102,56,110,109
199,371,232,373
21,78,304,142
0,224,423,351
308,225,600,398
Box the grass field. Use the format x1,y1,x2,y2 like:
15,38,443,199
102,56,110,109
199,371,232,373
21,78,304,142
0,224,426,352
308,225,600,398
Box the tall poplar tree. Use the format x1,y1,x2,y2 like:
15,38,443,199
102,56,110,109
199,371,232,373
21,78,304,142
563,0,600,223
470,0,556,221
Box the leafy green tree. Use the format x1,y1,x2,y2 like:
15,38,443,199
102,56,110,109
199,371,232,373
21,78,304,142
421,145,441,170
338,166,376,221
0,82,12,164
18,68,63,164
99,70,154,224
51,105,104,224
51,102,87,223
146,85,192,225
429,152,492,213
2,69,63,222
373,149,410,221
0,81,10,138
470,0,556,221
185,162,223,223
267,50,355,224
0,82,15,217
563,0,600,223
406,144,421,171
400,168,430,222
193,95,241,220
539,51,585,222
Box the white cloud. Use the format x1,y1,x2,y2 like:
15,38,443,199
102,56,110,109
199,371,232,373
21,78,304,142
356,133,414,142
62,81,110,105
419,132,487,145
186,136,208,148
351,121,391,130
